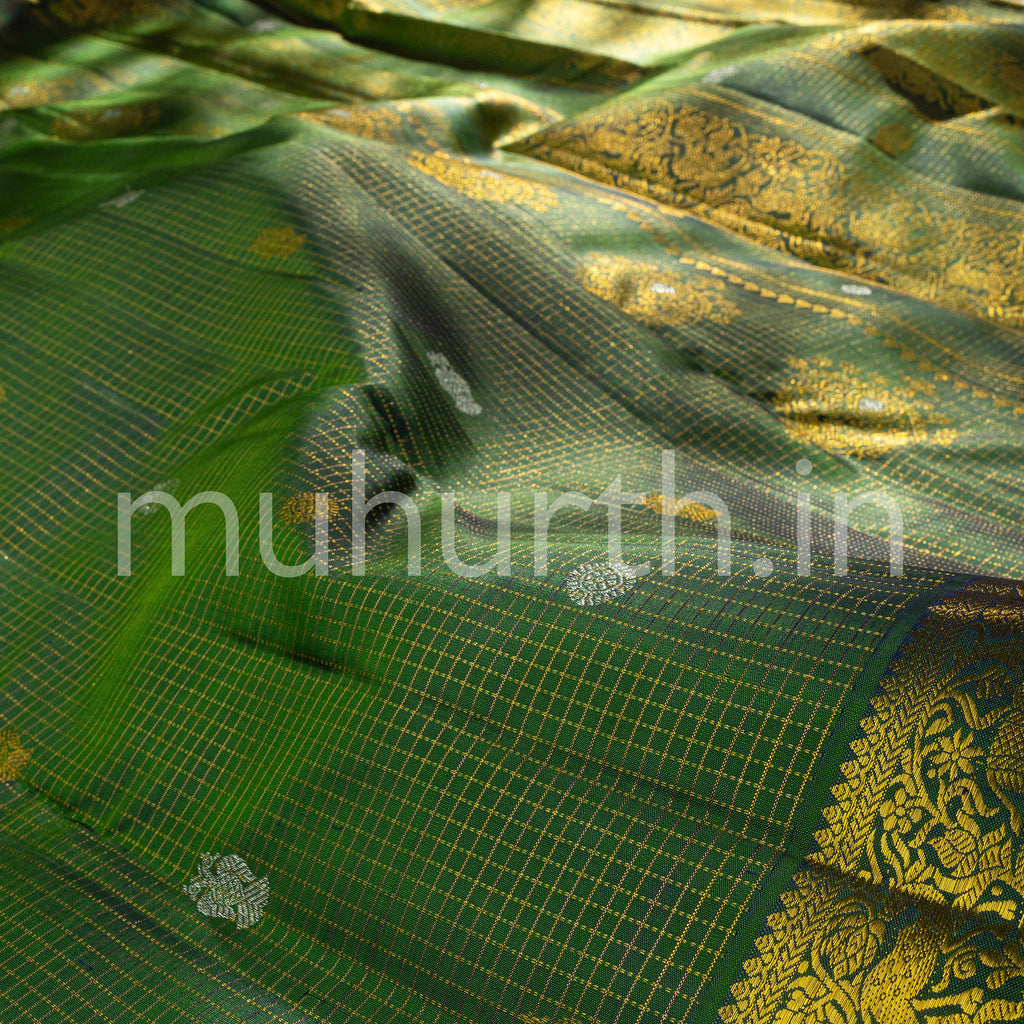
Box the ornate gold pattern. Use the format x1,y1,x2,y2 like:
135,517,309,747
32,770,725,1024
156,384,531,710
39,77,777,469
816,592,1024,899
0,728,30,782
249,226,305,260
516,94,1024,326
299,104,402,143
590,195,1024,416
278,492,341,524
576,254,739,328
520,99,843,239
931,583,1024,630
406,151,558,212
0,217,30,234
772,356,958,459
723,866,1024,1024
861,47,992,120
721,583,1024,1022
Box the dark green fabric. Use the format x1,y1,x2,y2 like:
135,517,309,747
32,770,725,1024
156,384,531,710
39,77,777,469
2,2,1024,1022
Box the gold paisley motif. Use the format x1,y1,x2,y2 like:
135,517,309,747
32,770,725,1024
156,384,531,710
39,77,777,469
250,226,305,260
772,356,957,459
406,151,558,212
721,581,1024,1023
0,727,30,782
576,254,739,328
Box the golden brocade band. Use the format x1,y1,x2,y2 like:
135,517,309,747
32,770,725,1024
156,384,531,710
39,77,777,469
720,581,1024,1023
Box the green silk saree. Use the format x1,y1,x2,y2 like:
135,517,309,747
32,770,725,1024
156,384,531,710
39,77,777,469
2,1,1024,1021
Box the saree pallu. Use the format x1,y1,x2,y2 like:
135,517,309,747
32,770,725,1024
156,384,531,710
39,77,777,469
2,1,1024,1021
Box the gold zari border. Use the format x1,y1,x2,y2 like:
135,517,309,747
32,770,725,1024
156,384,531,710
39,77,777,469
721,582,1024,1023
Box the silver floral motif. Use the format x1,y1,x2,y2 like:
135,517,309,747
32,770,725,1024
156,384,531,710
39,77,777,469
136,477,180,515
183,853,269,930
564,560,644,606
426,352,482,416
99,188,145,209
702,64,739,85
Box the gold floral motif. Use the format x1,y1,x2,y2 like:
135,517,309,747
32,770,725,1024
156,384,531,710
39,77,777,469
2,77,72,109
721,581,1024,1022
645,492,719,524
250,226,305,260
278,492,341,524
927,221,1024,329
299,104,402,143
50,102,162,141
724,867,1024,1024
814,586,1024,917
0,217,30,234
406,151,558,212
772,356,957,459
576,254,739,328
0,728,30,782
